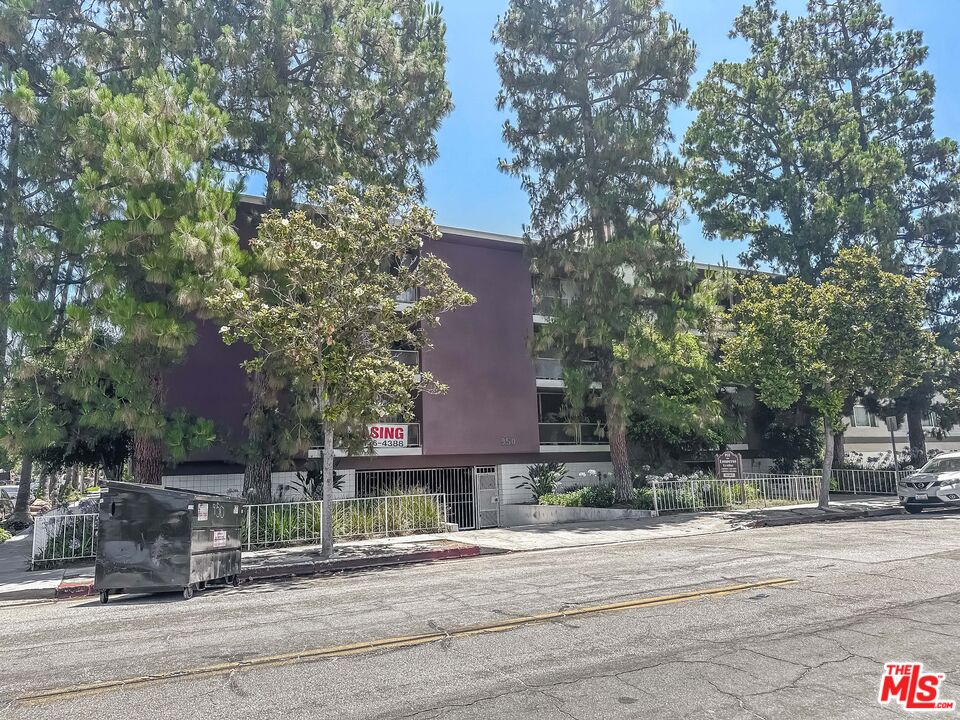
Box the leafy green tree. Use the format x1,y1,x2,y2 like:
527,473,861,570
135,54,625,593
0,0,89,406
216,0,453,501
67,67,241,484
213,0,452,208
684,0,960,282
495,0,699,501
1,1,107,519
684,0,960,456
723,248,934,507
623,290,734,468
211,181,473,556
46,1,452,496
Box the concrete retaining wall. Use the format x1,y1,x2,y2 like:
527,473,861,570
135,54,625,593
499,503,654,527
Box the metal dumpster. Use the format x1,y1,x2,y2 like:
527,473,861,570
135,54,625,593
94,481,244,602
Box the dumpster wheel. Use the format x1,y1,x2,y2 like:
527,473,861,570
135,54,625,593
183,585,195,600
99,591,110,604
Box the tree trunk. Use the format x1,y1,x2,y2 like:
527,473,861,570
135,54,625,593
244,456,273,504
133,434,164,485
103,461,122,484
906,402,927,466
134,374,165,484
820,416,834,510
832,430,845,468
0,117,21,404
243,369,275,503
320,419,335,560
608,403,632,504
47,472,59,503
8,455,33,526
266,155,292,210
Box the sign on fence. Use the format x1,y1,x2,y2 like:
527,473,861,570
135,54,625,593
715,451,743,480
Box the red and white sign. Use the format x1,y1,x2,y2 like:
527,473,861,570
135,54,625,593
879,663,955,711
369,424,408,448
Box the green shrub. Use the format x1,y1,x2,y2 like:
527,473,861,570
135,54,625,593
632,487,654,510
513,462,569,500
539,484,615,508
0,528,11,543
244,489,444,548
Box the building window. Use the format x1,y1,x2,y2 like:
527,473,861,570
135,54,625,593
922,411,940,428
850,405,876,428
537,390,607,445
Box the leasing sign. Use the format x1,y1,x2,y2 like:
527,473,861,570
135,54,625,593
369,424,409,448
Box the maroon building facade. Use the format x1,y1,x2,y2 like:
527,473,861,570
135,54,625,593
163,199,613,528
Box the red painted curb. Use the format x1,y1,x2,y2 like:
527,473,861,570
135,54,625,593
53,544,483,598
55,580,94,599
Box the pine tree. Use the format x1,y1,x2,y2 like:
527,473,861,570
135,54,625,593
495,0,699,501
1,0,99,520
68,67,241,484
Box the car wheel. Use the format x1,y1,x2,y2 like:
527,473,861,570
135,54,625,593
904,505,924,514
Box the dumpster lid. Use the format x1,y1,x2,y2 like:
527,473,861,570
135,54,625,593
101,481,245,504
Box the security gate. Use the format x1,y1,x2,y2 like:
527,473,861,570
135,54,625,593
356,467,476,530
474,466,500,528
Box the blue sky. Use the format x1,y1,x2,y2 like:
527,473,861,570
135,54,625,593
423,0,960,266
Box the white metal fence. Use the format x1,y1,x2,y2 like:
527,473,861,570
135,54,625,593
31,494,447,564
813,468,910,495
243,493,447,550
651,475,821,513
31,513,99,568
356,468,475,529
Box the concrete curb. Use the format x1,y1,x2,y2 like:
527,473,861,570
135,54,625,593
747,506,904,528
240,543,482,583
49,543,483,600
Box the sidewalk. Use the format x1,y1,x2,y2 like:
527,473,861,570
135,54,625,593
0,495,906,602
0,527,485,602
736,495,904,528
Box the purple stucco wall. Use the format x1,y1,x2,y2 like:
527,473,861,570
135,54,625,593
164,207,259,463
165,319,252,462
165,208,542,467
420,233,540,455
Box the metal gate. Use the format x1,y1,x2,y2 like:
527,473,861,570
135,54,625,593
355,467,477,530
474,466,500,528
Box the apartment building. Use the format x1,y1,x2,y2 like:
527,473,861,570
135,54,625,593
162,199,959,525
842,404,960,459
163,199,614,530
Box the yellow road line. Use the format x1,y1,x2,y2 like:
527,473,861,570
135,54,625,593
18,577,796,705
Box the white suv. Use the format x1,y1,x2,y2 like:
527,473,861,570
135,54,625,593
898,452,960,514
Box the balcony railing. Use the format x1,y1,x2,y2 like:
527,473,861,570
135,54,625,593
532,294,570,317
534,357,599,381
539,422,608,445
391,349,420,367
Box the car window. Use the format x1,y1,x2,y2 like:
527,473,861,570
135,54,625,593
920,457,960,473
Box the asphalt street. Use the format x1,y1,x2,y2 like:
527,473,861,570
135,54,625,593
3,511,960,719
